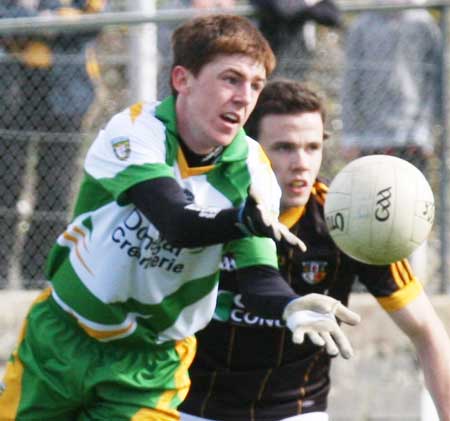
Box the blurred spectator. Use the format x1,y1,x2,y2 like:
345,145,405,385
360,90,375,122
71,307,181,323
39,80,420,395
157,0,236,99
341,6,441,170
0,0,106,288
341,6,441,284
250,0,342,79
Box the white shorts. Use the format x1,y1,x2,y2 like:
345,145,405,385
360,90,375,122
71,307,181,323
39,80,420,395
180,411,329,421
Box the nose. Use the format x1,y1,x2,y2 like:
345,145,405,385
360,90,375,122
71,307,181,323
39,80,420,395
234,82,253,107
290,148,309,171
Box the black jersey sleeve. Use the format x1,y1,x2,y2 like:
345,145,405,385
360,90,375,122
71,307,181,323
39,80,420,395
237,264,298,319
352,257,423,312
128,177,244,248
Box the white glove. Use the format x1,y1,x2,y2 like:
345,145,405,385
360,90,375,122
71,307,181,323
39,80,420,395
283,294,361,359
237,186,307,252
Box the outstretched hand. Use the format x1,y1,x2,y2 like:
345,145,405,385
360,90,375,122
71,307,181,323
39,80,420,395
283,294,361,359
236,186,306,252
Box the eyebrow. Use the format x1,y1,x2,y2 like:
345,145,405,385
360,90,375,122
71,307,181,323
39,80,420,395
222,68,266,84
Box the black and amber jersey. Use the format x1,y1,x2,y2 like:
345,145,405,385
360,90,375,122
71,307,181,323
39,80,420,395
180,179,423,421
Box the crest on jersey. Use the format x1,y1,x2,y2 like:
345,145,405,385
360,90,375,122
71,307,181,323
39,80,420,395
111,136,130,161
301,260,328,285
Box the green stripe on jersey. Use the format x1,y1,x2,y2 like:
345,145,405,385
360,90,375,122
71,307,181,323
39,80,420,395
96,163,174,205
51,258,218,334
72,173,114,218
225,237,278,269
207,160,249,206
124,272,219,333
72,163,174,219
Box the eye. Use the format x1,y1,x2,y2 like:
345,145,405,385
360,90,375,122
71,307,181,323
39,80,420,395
251,81,264,92
224,75,239,85
307,142,323,152
273,143,294,152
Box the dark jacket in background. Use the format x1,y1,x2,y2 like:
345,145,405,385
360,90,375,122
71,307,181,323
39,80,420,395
250,0,341,78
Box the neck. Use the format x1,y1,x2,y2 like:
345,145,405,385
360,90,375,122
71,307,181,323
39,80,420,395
179,139,223,166
279,206,305,229
176,97,214,155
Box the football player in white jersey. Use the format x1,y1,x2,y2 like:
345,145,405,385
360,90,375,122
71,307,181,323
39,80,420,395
0,15,359,420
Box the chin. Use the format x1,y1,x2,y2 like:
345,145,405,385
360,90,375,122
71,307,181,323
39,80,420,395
216,137,235,148
214,128,239,146
287,197,308,208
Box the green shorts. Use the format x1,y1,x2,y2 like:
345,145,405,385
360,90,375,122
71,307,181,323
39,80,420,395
0,288,196,421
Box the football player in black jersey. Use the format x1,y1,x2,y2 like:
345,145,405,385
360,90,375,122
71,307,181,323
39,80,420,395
180,79,450,421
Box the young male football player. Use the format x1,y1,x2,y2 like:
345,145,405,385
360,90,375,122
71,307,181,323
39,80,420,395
0,16,360,420
180,79,450,421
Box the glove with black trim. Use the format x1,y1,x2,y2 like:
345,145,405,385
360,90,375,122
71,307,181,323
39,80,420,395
236,186,306,252
283,293,361,359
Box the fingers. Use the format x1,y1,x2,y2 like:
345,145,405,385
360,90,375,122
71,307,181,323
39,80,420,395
255,204,282,241
278,224,307,252
330,326,354,359
301,326,353,359
270,224,282,242
288,311,356,359
306,331,325,347
292,328,306,344
334,302,361,326
255,204,307,251
320,332,339,357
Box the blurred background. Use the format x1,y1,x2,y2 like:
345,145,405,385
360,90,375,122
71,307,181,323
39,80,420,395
0,1,449,419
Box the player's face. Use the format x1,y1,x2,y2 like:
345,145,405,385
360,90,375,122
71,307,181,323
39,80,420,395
259,112,324,211
174,54,266,155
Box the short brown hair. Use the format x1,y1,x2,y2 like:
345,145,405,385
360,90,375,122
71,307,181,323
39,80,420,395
245,79,328,140
171,14,276,79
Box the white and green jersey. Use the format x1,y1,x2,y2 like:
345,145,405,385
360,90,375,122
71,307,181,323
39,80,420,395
46,96,281,346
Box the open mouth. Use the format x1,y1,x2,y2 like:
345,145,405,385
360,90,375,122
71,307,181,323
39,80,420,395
221,112,240,125
290,180,307,189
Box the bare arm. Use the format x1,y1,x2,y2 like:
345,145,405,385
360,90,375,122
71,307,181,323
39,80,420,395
388,291,450,421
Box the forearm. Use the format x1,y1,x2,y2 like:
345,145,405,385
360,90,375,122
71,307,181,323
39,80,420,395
128,177,244,248
128,177,304,251
237,265,298,319
389,293,450,420
236,265,360,358
414,320,450,420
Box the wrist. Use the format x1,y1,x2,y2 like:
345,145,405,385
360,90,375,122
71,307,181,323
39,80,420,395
282,296,304,321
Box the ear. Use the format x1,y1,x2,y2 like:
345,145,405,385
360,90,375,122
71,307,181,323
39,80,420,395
171,65,193,96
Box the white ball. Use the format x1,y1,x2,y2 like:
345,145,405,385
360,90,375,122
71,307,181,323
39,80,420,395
324,155,435,265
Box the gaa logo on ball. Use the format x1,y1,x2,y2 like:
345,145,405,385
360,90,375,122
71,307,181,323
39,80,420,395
324,155,435,265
